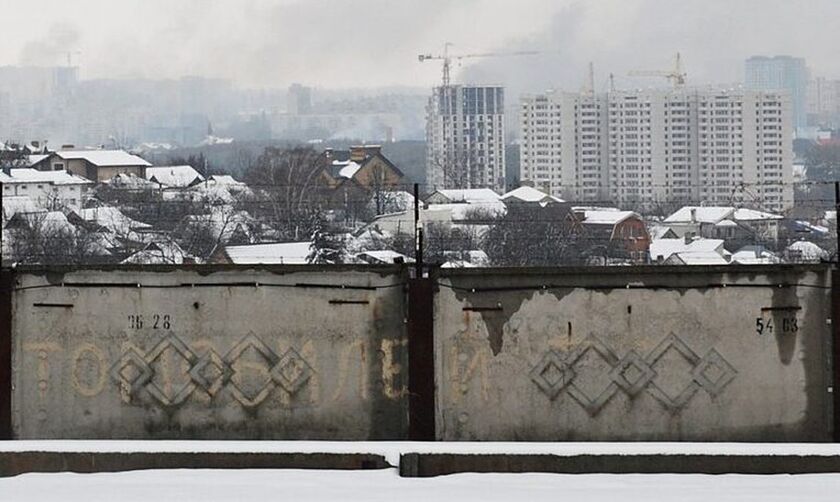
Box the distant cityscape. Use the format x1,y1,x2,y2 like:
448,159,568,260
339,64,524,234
1,53,840,267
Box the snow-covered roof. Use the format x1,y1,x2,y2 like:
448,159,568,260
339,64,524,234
208,175,244,186
122,241,187,265
732,246,778,265
27,154,49,166
667,251,731,265
647,224,677,240
355,250,413,264
199,135,234,146
650,238,726,262
14,211,76,234
55,150,152,167
107,173,158,189
79,206,152,233
426,202,506,220
664,206,734,224
793,220,829,235
732,208,783,221
223,242,311,265
583,210,637,225
664,206,782,225
429,188,501,204
332,160,362,179
0,168,93,185
786,240,829,261
2,195,44,219
572,206,620,212
501,186,564,204
145,165,205,187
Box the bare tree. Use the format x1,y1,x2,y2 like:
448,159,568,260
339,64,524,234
243,146,325,240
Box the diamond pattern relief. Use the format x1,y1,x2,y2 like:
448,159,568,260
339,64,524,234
190,349,233,397
271,348,315,393
224,334,281,408
692,349,737,396
565,336,620,416
144,335,199,407
529,350,574,399
645,334,702,411
110,333,315,409
610,350,656,397
529,333,737,415
110,347,153,396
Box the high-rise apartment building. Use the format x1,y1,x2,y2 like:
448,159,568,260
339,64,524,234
808,77,840,126
745,55,808,132
520,88,793,212
425,85,506,191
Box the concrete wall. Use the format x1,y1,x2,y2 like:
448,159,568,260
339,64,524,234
434,265,834,441
11,266,408,439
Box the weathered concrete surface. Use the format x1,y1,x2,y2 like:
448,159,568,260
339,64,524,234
11,266,408,439
399,453,840,477
0,451,389,477
434,265,834,441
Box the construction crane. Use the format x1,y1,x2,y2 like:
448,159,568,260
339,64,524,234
64,51,81,67
418,43,541,87
628,52,687,88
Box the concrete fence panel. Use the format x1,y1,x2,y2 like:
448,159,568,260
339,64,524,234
434,265,834,441
10,266,408,439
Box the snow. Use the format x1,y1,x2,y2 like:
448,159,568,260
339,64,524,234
356,250,413,264
732,246,778,265
145,165,205,187
27,154,49,166
0,168,93,186
4,441,840,466
199,135,234,146
501,186,564,204
664,206,734,224
107,173,158,189
426,202,506,220
650,238,726,262
333,160,362,179
786,240,829,261
2,195,44,219
122,241,187,265
429,188,501,204
667,251,731,265
207,175,244,186
732,208,783,221
584,210,636,225
56,150,152,167
647,224,676,240
665,206,781,225
79,206,152,233
2,469,838,502
223,242,312,264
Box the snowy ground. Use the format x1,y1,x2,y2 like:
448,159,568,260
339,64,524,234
3,469,840,502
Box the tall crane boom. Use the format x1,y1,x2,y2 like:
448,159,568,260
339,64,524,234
418,43,541,87
628,52,687,88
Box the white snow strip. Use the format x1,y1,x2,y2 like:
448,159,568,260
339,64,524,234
3,441,840,468
2,469,840,502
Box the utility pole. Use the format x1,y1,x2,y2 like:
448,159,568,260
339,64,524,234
414,183,423,277
835,182,839,262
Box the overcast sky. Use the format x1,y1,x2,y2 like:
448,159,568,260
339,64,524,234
2,0,839,93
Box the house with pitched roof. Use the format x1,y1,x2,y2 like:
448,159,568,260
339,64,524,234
33,149,151,182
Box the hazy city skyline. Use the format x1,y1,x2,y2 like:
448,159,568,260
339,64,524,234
3,0,840,93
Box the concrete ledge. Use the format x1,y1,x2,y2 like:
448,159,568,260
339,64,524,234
0,452,390,478
399,453,840,477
